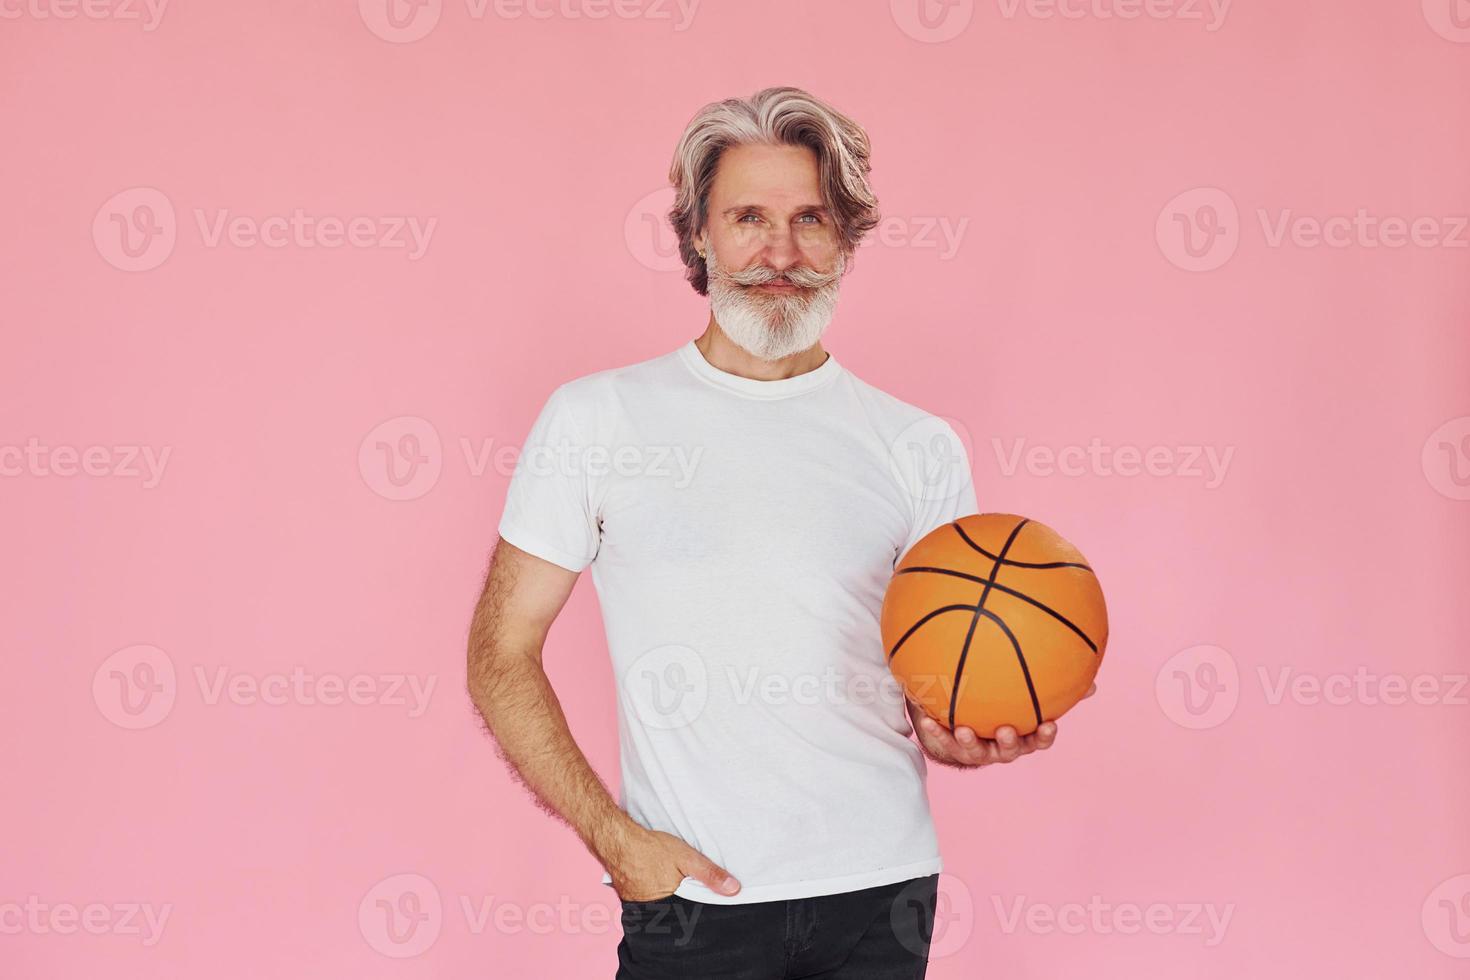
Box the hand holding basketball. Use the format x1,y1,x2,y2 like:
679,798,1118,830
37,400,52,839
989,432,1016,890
905,682,1097,768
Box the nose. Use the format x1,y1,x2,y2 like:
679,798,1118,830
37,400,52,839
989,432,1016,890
757,225,801,275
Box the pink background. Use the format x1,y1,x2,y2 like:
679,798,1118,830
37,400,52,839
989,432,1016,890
4,0,1469,976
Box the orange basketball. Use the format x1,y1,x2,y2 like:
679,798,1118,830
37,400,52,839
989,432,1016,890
880,513,1108,738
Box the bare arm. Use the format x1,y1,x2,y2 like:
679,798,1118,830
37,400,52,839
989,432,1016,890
466,537,740,900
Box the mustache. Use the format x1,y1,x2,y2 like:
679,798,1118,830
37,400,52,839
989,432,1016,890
718,262,842,290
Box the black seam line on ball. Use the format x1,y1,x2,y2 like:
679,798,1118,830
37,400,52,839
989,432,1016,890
950,521,1093,571
895,567,1099,654
979,608,1044,728
887,604,981,663
949,517,1029,729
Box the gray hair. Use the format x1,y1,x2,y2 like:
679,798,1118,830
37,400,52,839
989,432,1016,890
667,86,880,296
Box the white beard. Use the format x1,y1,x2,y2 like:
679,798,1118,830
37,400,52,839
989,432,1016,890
705,247,845,362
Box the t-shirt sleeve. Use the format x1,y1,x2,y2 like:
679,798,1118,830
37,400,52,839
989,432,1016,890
897,417,978,559
496,384,602,573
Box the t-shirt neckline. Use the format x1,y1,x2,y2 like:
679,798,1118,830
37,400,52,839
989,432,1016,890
677,339,842,400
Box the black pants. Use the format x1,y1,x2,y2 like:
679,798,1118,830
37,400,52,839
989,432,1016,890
615,874,938,979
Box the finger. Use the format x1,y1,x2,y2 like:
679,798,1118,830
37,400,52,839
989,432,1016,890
1082,682,1097,699
913,711,941,738
915,714,960,762
951,726,995,766
677,846,740,896
1032,721,1058,750
993,725,1023,763
922,716,989,767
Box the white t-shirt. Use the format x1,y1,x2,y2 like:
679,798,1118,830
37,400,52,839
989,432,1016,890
497,338,977,905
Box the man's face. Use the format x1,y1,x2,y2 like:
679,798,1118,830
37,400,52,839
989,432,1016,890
698,143,847,361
